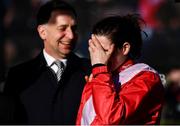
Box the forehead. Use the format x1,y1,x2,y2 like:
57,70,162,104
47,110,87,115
48,10,76,25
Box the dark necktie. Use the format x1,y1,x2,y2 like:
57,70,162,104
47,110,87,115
54,60,65,81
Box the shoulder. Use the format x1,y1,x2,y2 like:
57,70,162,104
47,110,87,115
10,59,34,72
132,65,165,99
8,53,45,74
131,64,164,92
68,53,91,68
133,63,161,82
4,53,46,94
8,60,33,76
121,63,163,89
10,54,46,70
79,57,91,68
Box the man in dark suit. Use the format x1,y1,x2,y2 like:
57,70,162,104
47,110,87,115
4,0,91,124
0,93,17,124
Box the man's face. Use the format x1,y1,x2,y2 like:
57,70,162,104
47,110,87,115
38,10,77,59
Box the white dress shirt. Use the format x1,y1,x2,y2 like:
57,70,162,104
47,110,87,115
43,49,67,73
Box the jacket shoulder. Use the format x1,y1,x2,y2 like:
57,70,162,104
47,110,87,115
80,58,91,68
4,54,45,94
8,53,45,74
68,53,91,72
10,59,36,72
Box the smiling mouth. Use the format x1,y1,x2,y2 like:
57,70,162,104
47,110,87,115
59,41,71,45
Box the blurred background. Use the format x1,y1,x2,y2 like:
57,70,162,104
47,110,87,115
0,0,180,124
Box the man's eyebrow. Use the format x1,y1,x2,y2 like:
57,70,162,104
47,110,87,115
57,24,77,27
57,24,68,27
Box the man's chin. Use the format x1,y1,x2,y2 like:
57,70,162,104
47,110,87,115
61,50,72,56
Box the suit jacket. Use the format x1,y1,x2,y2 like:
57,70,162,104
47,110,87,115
4,52,91,124
0,93,18,124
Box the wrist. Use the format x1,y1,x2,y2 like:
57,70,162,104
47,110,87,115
92,65,108,77
92,65,111,82
92,63,106,69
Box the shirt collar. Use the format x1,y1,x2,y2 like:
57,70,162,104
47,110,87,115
112,59,134,74
43,49,67,67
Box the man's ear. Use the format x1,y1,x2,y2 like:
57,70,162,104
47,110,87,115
37,25,46,40
122,42,130,56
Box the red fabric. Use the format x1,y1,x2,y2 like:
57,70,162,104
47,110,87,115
76,60,164,125
138,0,165,28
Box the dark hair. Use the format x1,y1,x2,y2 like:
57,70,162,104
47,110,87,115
36,0,77,25
92,14,144,59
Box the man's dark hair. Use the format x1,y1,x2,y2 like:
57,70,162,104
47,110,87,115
92,14,144,59
36,0,77,25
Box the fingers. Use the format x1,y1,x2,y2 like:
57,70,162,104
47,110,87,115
91,34,104,50
88,34,114,65
88,39,96,51
84,74,93,82
89,74,93,81
84,75,89,82
88,35,104,53
88,46,92,53
107,43,115,55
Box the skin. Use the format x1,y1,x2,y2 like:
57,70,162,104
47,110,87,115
88,34,130,72
37,10,77,59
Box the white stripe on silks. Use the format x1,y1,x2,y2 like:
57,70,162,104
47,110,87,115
119,63,157,85
81,96,96,125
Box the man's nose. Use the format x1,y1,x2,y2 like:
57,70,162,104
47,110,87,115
66,28,74,39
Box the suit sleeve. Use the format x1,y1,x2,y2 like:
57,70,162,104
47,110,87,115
3,68,28,124
3,68,16,94
89,65,163,125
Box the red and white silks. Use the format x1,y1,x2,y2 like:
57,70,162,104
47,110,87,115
76,60,164,125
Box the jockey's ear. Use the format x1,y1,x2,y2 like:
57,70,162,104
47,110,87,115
122,42,130,56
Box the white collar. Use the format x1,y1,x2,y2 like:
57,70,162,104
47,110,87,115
43,49,67,67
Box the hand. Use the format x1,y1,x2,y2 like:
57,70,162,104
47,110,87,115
85,74,93,82
88,35,114,66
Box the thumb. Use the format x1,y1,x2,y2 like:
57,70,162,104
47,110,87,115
84,75,89,82
84,74,93,83
89,74,93,82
